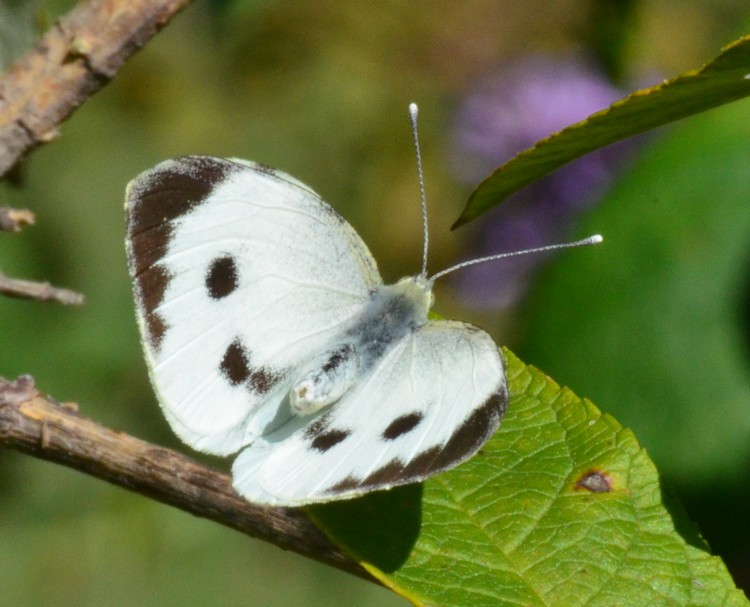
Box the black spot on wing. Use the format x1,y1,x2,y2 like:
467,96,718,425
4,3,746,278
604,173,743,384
248,367,282,395
322,344,354,373
382,412,423,441
219,338,283,395
206,255,238,299
303,413,331,439
325,383,508,495
311,428,351,453
220,339,251,386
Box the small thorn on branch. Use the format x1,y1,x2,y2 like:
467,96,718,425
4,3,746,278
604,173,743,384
0,207,35,232
0,375,38,405
0,272,84,305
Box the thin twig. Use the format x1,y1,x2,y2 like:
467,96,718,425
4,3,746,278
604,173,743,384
0,0,195,178
0,206,35,231
0,376,373,582
0,2,368,581
0,272,84,304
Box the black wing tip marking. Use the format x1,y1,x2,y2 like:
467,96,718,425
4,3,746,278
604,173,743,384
126,156,242,354
135,264,171,350
126,156,240,239
325,383,508,496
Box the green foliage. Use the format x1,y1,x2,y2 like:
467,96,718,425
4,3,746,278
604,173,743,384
455,33,750,227
311,351,746,607
520,94,750,487
2,2,750,605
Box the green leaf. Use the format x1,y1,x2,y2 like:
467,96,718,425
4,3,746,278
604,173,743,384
519,95,750,486
308,350,746,607
454,33,750,228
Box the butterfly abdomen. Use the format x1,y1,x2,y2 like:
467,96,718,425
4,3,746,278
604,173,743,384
291,344,359,415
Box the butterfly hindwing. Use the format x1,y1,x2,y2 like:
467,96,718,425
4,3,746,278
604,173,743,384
127,153,510,506
126,156,382,454
231,319,506,505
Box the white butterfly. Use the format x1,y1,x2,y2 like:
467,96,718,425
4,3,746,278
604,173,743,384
125,104,600,506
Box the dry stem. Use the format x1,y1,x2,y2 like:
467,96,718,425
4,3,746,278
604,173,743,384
0,375,372,581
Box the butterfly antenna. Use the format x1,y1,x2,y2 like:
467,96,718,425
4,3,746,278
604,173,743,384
429,234,603,283
410,103,430,277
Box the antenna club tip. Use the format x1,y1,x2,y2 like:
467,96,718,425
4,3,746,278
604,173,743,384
409,102,418,117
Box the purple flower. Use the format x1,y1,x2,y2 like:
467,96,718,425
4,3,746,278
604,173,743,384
451,54,635,308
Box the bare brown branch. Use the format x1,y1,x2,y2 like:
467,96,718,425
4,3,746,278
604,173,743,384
0,1,370,582
0,206,35,231
0,0,195,177
0,271,84,304
0,375,373,581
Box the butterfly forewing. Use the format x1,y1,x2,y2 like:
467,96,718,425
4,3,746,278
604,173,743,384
231,320,506,505
127,154,509,506
126,156,382,455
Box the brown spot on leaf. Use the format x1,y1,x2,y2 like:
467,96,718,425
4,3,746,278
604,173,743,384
575,469,613,493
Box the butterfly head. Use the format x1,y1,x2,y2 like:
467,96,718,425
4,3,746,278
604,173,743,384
395,274,434,315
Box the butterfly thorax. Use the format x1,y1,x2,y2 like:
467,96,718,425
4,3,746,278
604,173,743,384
290,276,433,416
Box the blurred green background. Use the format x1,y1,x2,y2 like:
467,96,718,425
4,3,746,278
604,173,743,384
2,0,750,605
